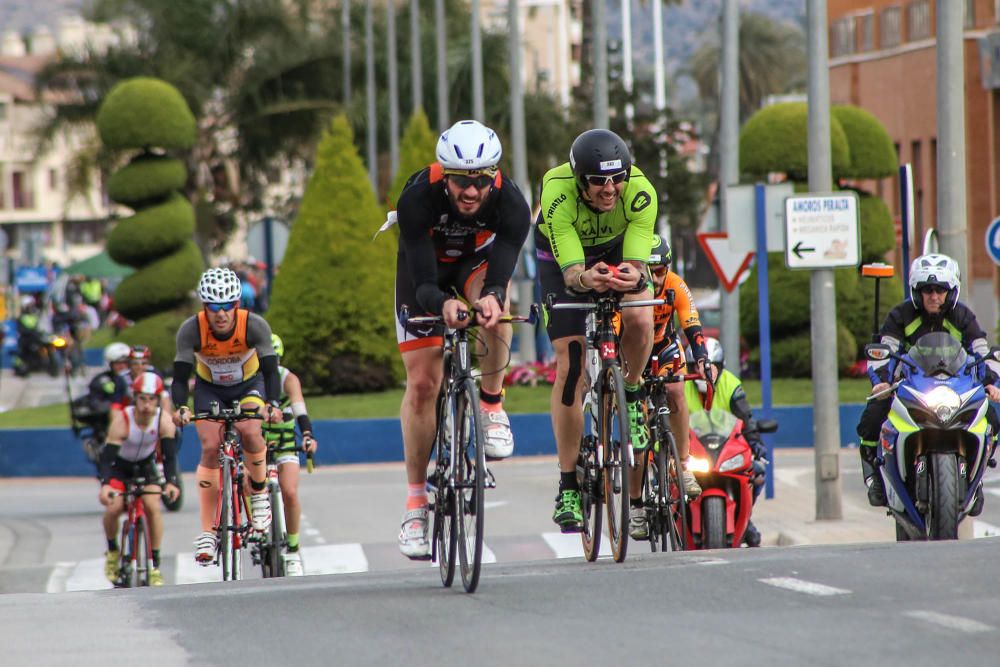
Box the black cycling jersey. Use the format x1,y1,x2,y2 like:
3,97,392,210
395,165,531,315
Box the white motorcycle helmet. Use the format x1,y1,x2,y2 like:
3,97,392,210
104,342,131,366
436,120,502,172
908,253,960,311
197,267,242,304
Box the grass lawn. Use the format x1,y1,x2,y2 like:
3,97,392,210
0,377,875,428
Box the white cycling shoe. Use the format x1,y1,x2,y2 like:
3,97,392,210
482,408,514,459
284,551,304,576
398,506,431,560
194,531,216,566
250,493,272,532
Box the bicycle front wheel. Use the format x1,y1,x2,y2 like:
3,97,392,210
220,460,239,581
434,390,456,587
131,516,151,587
601,364,630,563
269,485,286,577
660,427,688,552
455,379,485,593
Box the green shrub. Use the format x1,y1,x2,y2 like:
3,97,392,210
97,77,197,151
858,192,896,262
740,102,850,181
267,114,398,394
740,253,812,339
107,154,188,205
832,105,898,180
117,307,193,370
106,193,196,267
388,109,438,207
842,272,904,350
769,323,857,377
113,241,204,320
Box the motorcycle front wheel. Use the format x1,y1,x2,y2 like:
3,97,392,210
928,452,960,540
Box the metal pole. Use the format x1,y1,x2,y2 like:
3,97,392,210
343,0,351,105
557,1,570,109
434,0,448,128
651,0,665,114
388,0,400,183
471,0,485,121
899,163,913,301
410,0,423,111
807,0,842,520
264,216,275,303
719,0,741,382
365,0,378,193
592,0,608,128
621,0,634,125
755,183,774,499
936,0,968,294
509,0,535,362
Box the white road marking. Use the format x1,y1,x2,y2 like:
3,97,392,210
758,577,850,596
63,557,113,592
904,610,995,634
175,552,222,585
484,500,509,510
973,519,1000,538
45,561,75,593
542,532,585,559
301,544,368,575
983,487,1000,498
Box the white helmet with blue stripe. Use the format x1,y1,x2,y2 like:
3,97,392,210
436,120,502,172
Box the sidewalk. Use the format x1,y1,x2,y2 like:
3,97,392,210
0,369,92,413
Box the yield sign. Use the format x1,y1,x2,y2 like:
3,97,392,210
696,232,754,293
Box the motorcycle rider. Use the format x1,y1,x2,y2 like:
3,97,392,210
857,253,1000,511
13,295,45,375
683,337,768,546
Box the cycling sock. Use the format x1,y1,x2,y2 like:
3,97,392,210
630,498,643,509
624,381,642,403
559,471,579,492
286,533,299,551
152,550,160,568
407,483,428,510
480,389,503,407
250,478,267,493
107,539,118,553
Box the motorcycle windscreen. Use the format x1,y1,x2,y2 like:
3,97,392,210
907,332,967,376
689,408,739,440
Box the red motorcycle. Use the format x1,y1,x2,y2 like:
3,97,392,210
685,408,777,549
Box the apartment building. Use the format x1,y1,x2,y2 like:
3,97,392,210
828,0,1000,332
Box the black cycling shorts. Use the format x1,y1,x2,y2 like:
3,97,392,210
395,248,490,352
193,375,266,414
109,454,161,486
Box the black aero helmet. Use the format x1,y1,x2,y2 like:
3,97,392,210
569,129,632,190
649,234,672,268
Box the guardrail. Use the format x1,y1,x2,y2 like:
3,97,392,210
0,405,868,477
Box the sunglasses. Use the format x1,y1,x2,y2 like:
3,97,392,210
584,170,628,187
205,301,239,312
921,286,948,295
447,173,494,190
651,266,669,277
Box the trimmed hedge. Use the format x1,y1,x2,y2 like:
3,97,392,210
388,109,438,208
106,193,196,267
832,105,898,180
267,114,398,394
116,308,192,370
107,154,188,205
113,241,204,320
97,77,197,151
769,323,857,378
740,102,850,181
841,271,904,353
858,191,895,262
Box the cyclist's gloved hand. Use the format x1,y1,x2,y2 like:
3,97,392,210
98,483,115,506
173,406,191,427
302,431,318,455
607,263,641,292
265,401,283,424
697,357,716,385
442,299,473,329
164,482,180,502
986,384,1000,402
474,292,503,329
586,263,614,293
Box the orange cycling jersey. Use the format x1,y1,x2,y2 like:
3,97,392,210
194,309,260,385
653,271,701,345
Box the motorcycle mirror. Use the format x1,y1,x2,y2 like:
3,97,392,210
990,346,1000,362
757,419,779,434
864,343,892,361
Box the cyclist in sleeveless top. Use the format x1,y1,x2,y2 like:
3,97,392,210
261,333,318,576
171,267,283,565
98,372,179,586
393,120,531,559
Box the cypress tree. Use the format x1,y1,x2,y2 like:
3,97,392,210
268,114,397,393
387,109,438,207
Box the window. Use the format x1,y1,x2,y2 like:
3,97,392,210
860,13,875,52
831,17,856,57
881,6,902,48
49,168,57,190
907,0,931,41
0,102,6,122
965,0,976,29
11,171,33,209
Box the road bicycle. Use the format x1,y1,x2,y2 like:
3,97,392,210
404,305,537,593
109,475,162,588
637,340,709,552
253,433,314,578
549,290,665,563
192,402,263,582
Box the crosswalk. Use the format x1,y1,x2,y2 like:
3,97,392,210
42,532,592,593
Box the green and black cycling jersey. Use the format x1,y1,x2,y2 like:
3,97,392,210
535,162,657,269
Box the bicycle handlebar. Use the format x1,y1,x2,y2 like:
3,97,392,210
402,303,540,327
267,443,316,473
549,297,665,310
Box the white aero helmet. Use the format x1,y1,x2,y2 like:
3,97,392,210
198,267,242,304
909,253,960,311
436,120,502,172
104,342,131,366
704,337,725,367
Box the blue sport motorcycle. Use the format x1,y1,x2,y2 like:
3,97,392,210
865,332,995,541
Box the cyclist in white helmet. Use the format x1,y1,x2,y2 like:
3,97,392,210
170,267,283,566
391,120,531,559
857,253,1000,511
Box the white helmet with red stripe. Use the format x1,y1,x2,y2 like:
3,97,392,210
132,371,164,396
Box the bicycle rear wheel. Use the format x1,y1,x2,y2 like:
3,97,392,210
434,390,457,587
640,448,658,553
269,486,286,577
455,379,485,593
660,427,688,552
580,433,603,561
601,364,630,563
130,516,151,586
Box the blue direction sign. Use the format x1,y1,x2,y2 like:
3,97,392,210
986,217,1000,265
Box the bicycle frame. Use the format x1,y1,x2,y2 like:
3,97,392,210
114,477,159,587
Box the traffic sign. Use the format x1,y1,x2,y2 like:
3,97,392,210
783,192,860,270
726,182,794,254
985,217,1000,265
697,232,753,293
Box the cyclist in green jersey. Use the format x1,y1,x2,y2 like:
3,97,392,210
262,334,319,576
535,129,657,532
